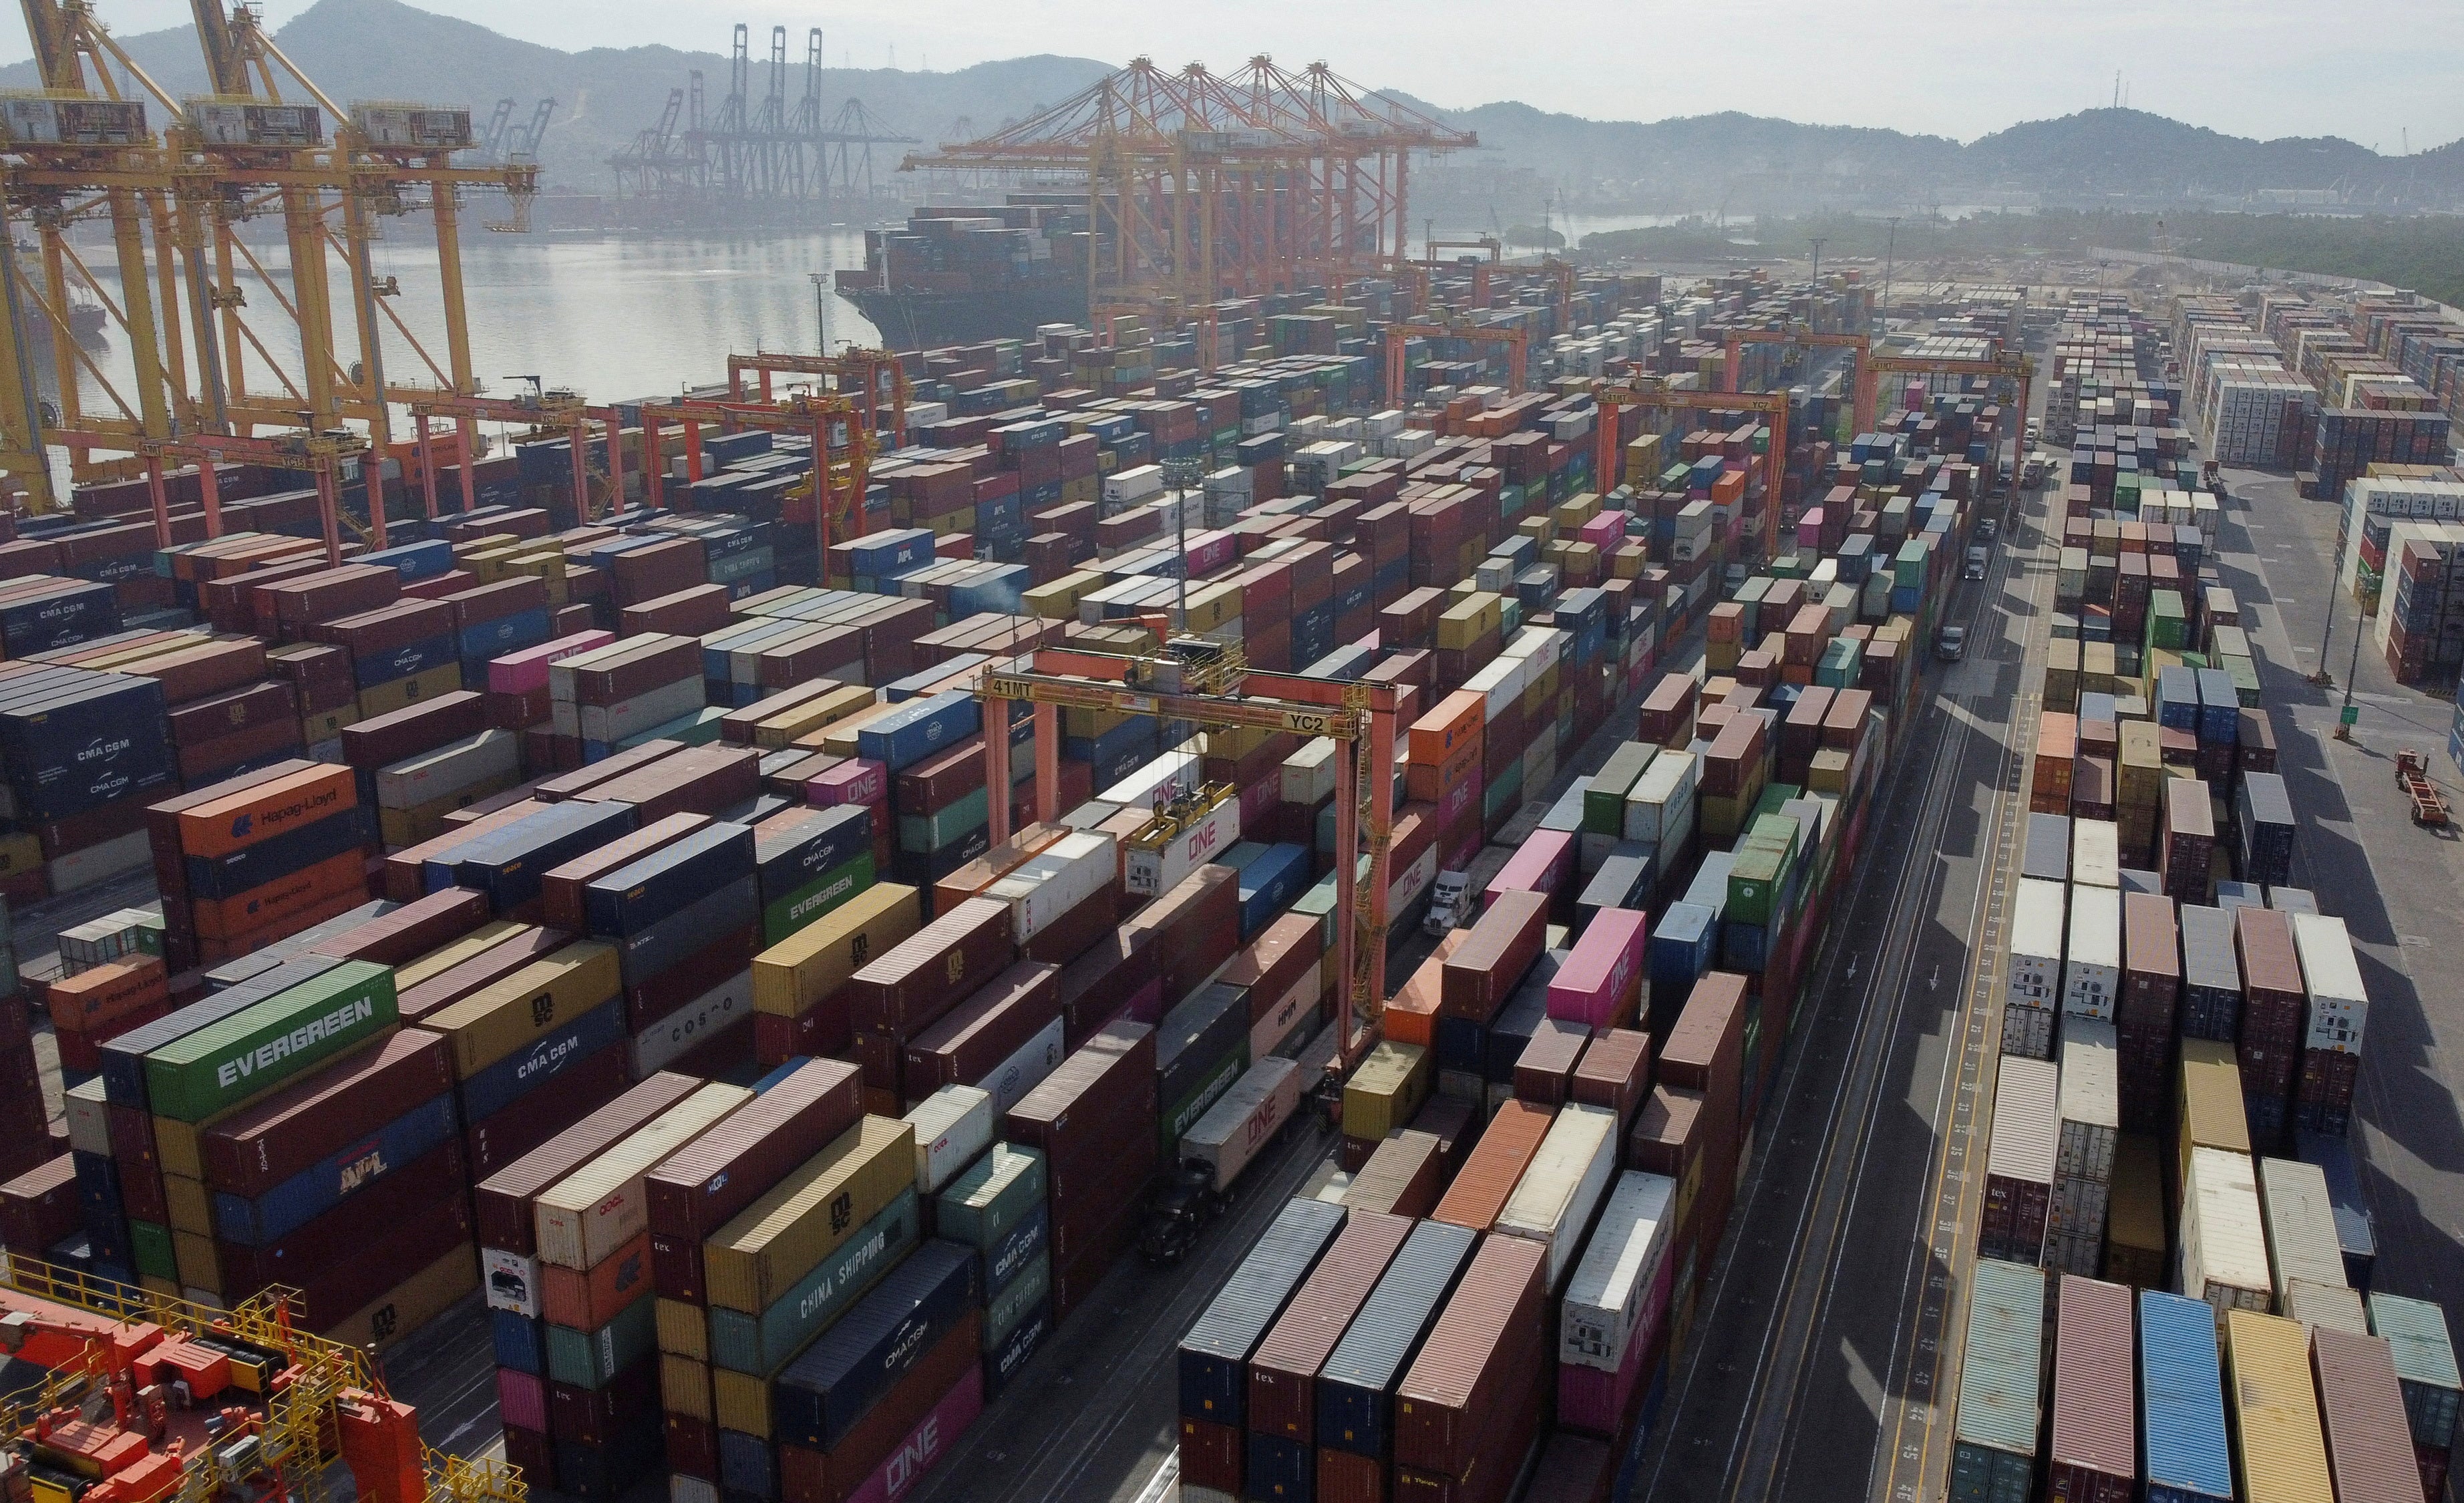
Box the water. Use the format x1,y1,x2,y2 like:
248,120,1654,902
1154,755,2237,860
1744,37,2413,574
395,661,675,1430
36,229,890,434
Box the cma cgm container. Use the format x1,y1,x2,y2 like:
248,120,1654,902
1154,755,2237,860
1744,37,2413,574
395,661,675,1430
2181,1146,2272,1325
2139,1290,2232,1503
2048,1275,2135,1503
2225,1311,2333,1503
1952,1260,2044,1503
1177,1197,1345,1430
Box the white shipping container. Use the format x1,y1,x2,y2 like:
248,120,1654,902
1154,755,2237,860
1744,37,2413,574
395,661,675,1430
1103,464,1164,506
64,1077,109,1157
1125,796,1240,897
1180,1057,1302,1190
973,1015,1065,1118
1100,749,1202,811
989,831,1115,940
2062,884,2121,1021
2179,1145,2274,1328
2284,1279,2370,1336
1495,1102,1620,1290
2001,1001,2056,1061
1559,1170,1676,1375
483,1247,540,1317
1986,1056,2060,1193
2257,1156,2347,1303
564,677,705,746
2054,1017,2119,1185
1282,739,1338,806
2007,878,2068,1010
532,1081,750,1271
1462,655,1529,725
1624,751,1699,844
2070,820,2121,889
1248,969,1321,1063
375,729,521,808
2292,912,2369,1053
1500,626,1569,681
902,1086,995,1196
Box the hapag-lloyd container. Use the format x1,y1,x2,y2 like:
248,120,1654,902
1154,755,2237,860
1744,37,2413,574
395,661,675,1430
1493,1102,1618,1290
2139,1289,2232,1503
1177,1196,1345,1427
1245,1210,1414,1443
2049,1275,2135,1503
531,1081,750,1272
1546,908,1647,1029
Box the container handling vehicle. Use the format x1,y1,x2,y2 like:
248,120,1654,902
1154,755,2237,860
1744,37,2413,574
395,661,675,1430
1140,1053,1321,1267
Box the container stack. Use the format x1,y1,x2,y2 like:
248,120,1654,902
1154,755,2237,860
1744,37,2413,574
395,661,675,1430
584,820,763,1082
2043,1018,2117,1277
1175,1197,1347,1499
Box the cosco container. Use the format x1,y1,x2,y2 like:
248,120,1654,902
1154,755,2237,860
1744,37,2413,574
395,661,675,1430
2140,1289,2232,1503
2225,1311,2332,1503
1951,1260,2043,1503
1177,1197,1345,1426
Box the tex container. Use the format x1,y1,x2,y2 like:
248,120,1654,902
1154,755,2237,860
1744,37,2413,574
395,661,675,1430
1246,1210,1415,1444
2226,1310,2332,1503
2048,1275,2134,1503
2141,1289,2232,1503
532,1081,751,1271
1951,1259,2043,1503
2312,1325,2424,1503
1176,1197,1345,1426
2366,1291,2461,1452
769,1237,976,1450
141,961,397,1123
1315,1217,1477,1458
1492,1102,1618,1290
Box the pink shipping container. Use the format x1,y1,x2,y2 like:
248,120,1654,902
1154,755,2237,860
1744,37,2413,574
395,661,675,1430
496,1368,547,1433
843,1364,984,1503
810,759,888,808
1547,908,1648,1029
1485,828,1574,908
488,631,614,693
2049,1275,2135,1503
1558,1296,1657,1439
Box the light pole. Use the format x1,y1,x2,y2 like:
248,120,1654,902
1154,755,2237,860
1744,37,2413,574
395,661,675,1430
1807,236,1827,287
808,272,831,353
2312,574,2337,687
2336,596,2365,740
1880,217,1901,322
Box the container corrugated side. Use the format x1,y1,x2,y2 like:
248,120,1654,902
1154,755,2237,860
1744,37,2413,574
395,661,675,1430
2256,1157,2346,1304
1986,1056,2059,1185
1245,1210,1415,1443
2181,1146,2272,1321
2314,1325,2434,1503
1431,1100,1553,1234
1176,1197,1345,1426
1391,1232,1547,1480
1558,1170,1674,1376
2286,1279,2370,1336
2226,1310,2332,1503
2366,1291,2461,1451
1315,1218,1478,1458
1951,1259,2043,1498
532,1082,750,1270
1491,1102,1617,1289
2055,1017,2117,1172
2049,1274,2135,1493
2139,1289,2232,1502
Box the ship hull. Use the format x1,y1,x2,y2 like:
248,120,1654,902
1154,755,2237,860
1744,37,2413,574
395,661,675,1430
841,283,1089,351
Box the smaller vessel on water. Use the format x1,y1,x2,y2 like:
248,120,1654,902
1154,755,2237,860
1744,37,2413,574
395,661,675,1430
838,194,1090,349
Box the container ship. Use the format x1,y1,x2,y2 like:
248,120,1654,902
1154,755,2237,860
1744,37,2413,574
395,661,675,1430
836,196,1091,350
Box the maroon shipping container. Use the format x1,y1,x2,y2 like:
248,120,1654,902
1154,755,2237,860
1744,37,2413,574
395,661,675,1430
2119,892,2180,1031
1022,882,1121,969
472,1071,701,1253
266,1167,471,1325
218,1138,468,1298
532,740,683,804
2049,1275,2135,1503
1120,864,1240,1005
558,636,698,706
1512,1019,1588,1107
307,887,490,968
1247,1210,1416,1442
575,745,761,824
1413,1094,1477,1180
1004,1023,1158,1214
1179,1416,1242,1495
538,813,711,933
502,1425,554,1485
1341,1132,1443,1221
548,1359,659,1448
775,1310,981,1503
1222,913,1323,1023
643,1057,864,1302
665,1413,718,1480
1659,973,1747,1130
201,1029,456,1197
1393,1232,1548,1480
313,599,453,657
1627,1085,1707,1248
398,926,576,1023
1316,1446,1385,1503
2235,906,2306,1049
166,681,297,749
898,960,1062,1102
1441,890,1549,1021
2313,1327,2425,1503
1523,1431,1612,1503
846,896,1016,1041
462,1042,629,1184
0,1154,79,1254
1570,1029,1650,1133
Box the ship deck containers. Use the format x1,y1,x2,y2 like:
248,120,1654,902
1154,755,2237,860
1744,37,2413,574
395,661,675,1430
1246,1210,1415,1446
1392,1234,1548,1494
1951,1259,2044,1503
1557,1170,1675,1438
1178,1197,1346,1430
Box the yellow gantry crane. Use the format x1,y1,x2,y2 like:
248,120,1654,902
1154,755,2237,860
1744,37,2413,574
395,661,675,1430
1,0,538,536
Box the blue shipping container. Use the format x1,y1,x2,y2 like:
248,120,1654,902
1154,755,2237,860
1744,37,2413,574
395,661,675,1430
583,823,757,937
210,1092,459,1245
857,691,981,773
457,1001,627,1123
2139,1289,2232,1502
1176,1198,1345,1426
1316,1219,1477,1457
771,1239,977,1450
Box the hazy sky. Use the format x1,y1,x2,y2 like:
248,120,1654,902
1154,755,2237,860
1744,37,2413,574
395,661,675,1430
33,0,2464,150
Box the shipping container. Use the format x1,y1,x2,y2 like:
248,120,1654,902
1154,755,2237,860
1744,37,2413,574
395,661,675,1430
1559,1170,1675,1377
1951,1260,2044,1503
770,1238,975,1450
1177,1197,1345,1427
1981,1055,2058,1265
2062,884,2120,1021
2312,1325,2425,1503
703,1116,915,1315
1246,1210,1415,1444
2226,1311,2333,1503
1493,1102,1618,1290
2291,912,2368,1055
2141,1289,2233,1503
642,1057,864,1302
2048,1275,2135,1503
2366,1291,2461,1452
1391,1232,1546,1482
1315,1218,1478,1458
1431,1100,1554,1234
2256,1156,2346,1306
533,1081,750,1271
2181,1146,2273,1325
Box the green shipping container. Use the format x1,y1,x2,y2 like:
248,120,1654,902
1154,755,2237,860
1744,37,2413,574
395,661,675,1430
934,1146,1047,1250
762,852,876,946
142,961,397,1123
1585,743,1656,834
1726,846,1787,929
899,787,988,853
985,1253,1050,1352
707,1187,920,1376
1951,1259,2045,1503
545,1293,659,1389
130,1220,176,1281
1815,638,1863,689
1162,1046,1247,1159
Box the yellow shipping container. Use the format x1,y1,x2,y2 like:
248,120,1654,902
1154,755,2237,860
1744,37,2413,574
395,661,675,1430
172,1230,220,1295
751,882,920,1019
357,664,464,721
1551,494,1600,531
657,1297,709,1360
2225,1310,2332,1503
1435,594,1504,652
810,701,901,758
423,943,623,1079
2177,1039,2252,1189
394,922,532,991
1343,1041,1431,1144
162,1172,212,1236
703,1116,914,1314
661,1355,715,1422
1023,571,1103,620
754,683,874,749
1181,579,1243,634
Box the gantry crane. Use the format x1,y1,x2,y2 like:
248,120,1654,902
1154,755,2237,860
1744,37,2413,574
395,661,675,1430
639,390,871,560
1721,324,1872,432
401,385,628,541
908,55,1474,307
723,348,910,448
978,643,1398,1075
1384,316,1531,401
1396,234,1502,310
1858,350,2034,474
1591,375,1793,560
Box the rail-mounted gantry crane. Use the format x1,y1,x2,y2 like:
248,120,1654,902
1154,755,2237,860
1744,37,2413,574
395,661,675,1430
1591,375,1793,561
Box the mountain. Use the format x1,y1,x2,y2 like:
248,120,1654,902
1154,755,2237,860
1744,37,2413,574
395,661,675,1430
8,0,2459,218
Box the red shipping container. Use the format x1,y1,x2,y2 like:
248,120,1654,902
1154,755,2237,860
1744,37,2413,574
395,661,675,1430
2048,1275,2135,1503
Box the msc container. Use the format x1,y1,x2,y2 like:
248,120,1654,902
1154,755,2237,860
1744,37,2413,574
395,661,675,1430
2179,904,2242,1041
1245,1209,1415,1444
1559,1170,1675,1376
2140,1289,2232,1503
2256,1156,2345,1305
1341,1132,1443,1221
2292,913,2368,1055
1391,1232,1548,1482
2180,1146,2272,1325
1431,1099,1554,1234
1315,1218,1478,1458
2226,1311,2332,1503
2061,884,2120,1021
1492,1102,1618,1291
1180,1057,1304,1189
141,962,398,1122
2312,1325,2427,1503
2366,1291,2461,1452
642,1057,864,1299
1980,1055,2058,1265
1176,1196,1345,1426
2048,1274,2135,1503
769,1238,975,1450
1951,1259,2044,1503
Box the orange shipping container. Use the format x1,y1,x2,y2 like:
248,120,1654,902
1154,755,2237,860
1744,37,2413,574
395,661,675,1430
1431,1099,1554,1232
1383,932,1469,1049
1407,691,1485,770
540,1232,655,1330
191,848,367,941
176,764,359,859
45,957,170,1033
